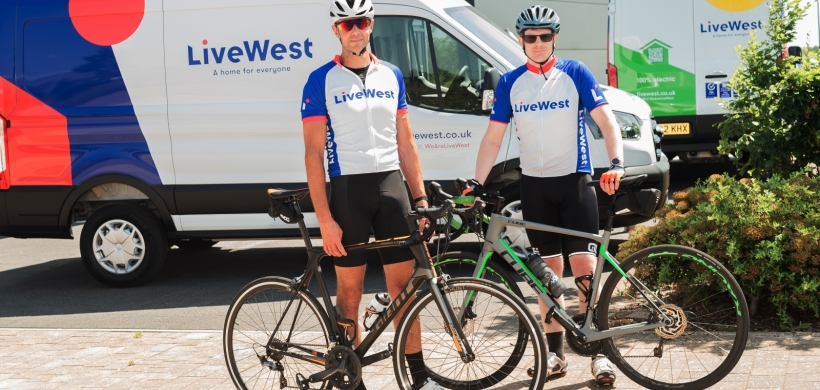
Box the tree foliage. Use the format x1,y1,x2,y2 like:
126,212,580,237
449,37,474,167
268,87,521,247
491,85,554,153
719,0,820,179
617,173,820,324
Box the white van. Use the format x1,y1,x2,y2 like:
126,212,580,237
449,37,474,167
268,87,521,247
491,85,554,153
607,0,769,160
0,0,668,285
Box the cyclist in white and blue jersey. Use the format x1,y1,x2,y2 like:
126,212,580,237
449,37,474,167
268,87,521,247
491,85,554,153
466,5,625,386
301,1,440,389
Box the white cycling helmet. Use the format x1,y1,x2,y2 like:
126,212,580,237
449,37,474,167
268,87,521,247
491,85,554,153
515,5,560,35
330,0,375,25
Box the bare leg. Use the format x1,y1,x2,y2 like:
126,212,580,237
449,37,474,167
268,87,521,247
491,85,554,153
335,264,367,347
383,260,420,354
568,253,597,314
539,255,565,333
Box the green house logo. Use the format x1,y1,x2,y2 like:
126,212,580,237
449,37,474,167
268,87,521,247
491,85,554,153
641,39,672,64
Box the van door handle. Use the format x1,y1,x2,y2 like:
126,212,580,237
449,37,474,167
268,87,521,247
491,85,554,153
705,73,727,79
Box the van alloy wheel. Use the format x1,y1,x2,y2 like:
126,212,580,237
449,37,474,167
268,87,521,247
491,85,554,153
80,203,168,287
93,219,146,274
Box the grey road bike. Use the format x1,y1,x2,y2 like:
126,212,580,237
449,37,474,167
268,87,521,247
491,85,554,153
223,188,547,390
430,175,750,390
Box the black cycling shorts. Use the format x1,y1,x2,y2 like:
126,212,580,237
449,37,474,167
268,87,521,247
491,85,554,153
519,172,599,258
329,170,415,267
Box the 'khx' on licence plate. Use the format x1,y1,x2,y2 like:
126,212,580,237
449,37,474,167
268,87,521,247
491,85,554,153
663,122,690,135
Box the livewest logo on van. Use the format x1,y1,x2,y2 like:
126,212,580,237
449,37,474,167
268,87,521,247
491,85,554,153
187,38,314,65
699,19,762,34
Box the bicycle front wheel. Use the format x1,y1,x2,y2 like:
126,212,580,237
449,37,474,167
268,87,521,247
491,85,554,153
224,276,332,390
433,251,523,299
597,245,749,390
393,277,546,389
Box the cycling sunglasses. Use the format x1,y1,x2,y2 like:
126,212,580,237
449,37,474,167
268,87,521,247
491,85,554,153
336,17,372,33
522,33,555,44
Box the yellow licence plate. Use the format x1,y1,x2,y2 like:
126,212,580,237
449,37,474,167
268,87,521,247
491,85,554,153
663,122,690,135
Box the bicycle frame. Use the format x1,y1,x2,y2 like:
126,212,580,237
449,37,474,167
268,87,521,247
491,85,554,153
473,210,673,343
266,206,476,379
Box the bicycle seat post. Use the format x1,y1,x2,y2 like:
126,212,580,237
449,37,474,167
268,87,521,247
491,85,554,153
293,201,315,251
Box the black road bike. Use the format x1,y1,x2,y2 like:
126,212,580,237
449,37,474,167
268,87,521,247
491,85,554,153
223,188,548,390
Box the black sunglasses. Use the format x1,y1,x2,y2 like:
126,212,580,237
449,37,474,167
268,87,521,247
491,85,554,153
522,33,555,44
336,17,372,33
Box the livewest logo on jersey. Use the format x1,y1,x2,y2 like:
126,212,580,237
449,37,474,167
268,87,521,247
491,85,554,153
333,89,397,104
513,99,570,113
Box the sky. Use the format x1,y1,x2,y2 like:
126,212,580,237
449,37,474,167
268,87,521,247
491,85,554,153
793,0,820,47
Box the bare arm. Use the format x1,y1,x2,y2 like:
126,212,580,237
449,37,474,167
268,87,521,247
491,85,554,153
303,119,346,256
474,121,509,185
396,113,427,207
590,104,624,195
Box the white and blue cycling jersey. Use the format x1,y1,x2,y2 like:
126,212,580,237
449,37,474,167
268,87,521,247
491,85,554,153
301,54,408,178
490,57,608,178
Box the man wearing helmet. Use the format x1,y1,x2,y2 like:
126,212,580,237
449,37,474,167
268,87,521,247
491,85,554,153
466,5,622,386
300,1,441,389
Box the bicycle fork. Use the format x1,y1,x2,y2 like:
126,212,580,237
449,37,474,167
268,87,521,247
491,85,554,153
430,275,476,363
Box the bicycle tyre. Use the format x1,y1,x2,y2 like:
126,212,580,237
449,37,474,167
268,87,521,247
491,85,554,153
393,277,546,389
433,251,524,299
224,276,333,390
597,245,749,389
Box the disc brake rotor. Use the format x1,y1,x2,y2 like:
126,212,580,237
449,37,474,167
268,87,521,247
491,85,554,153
655,304,688,339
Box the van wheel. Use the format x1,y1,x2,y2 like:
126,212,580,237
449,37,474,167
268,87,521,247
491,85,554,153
80,204,168,287
174,240,219,250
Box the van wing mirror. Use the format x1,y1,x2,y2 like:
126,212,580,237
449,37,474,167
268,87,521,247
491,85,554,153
481,68,502,113
787,45,802,57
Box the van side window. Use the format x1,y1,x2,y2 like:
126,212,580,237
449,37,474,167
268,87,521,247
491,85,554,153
372,17,491,115
371,17,439,110
429,24,490,113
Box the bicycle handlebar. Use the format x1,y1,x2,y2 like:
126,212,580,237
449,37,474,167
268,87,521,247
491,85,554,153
427,182,485,219
412,199,454,221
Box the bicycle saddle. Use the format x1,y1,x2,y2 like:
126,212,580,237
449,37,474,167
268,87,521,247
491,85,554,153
267,188,310,200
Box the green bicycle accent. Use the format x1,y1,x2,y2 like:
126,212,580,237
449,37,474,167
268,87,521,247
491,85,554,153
600,246,629,279
500,239,549,294
452,195,475,204
681,253,742,317
435,254,512,291
648,251,678,257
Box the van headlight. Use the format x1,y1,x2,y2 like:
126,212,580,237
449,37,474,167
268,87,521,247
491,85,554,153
613,111,641,140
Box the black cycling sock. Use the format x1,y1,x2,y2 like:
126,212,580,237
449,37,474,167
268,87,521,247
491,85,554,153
406,351,428,386
546,331,565,359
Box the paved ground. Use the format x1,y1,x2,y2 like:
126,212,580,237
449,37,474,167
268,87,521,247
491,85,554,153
1,329,818,389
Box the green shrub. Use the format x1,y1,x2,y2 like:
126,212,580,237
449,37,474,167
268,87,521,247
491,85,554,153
719,0,820,179
617,172,820,324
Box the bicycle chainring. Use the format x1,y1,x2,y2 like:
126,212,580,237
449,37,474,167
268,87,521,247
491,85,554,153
325,345,362,390
565,313,605,357
654,304,688,339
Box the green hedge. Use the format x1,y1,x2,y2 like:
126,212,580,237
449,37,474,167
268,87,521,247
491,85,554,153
617,173,820,324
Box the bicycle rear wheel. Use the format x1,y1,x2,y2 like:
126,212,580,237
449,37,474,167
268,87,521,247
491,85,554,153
597,245,749,389
393,277,546,389
433,251,523,299
224,276,332,390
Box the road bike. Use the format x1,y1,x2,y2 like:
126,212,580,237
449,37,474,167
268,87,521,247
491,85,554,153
430,175,750,390
223,187,547,389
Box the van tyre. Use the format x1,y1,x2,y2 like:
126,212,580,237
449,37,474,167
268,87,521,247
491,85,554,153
80,204,169,287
